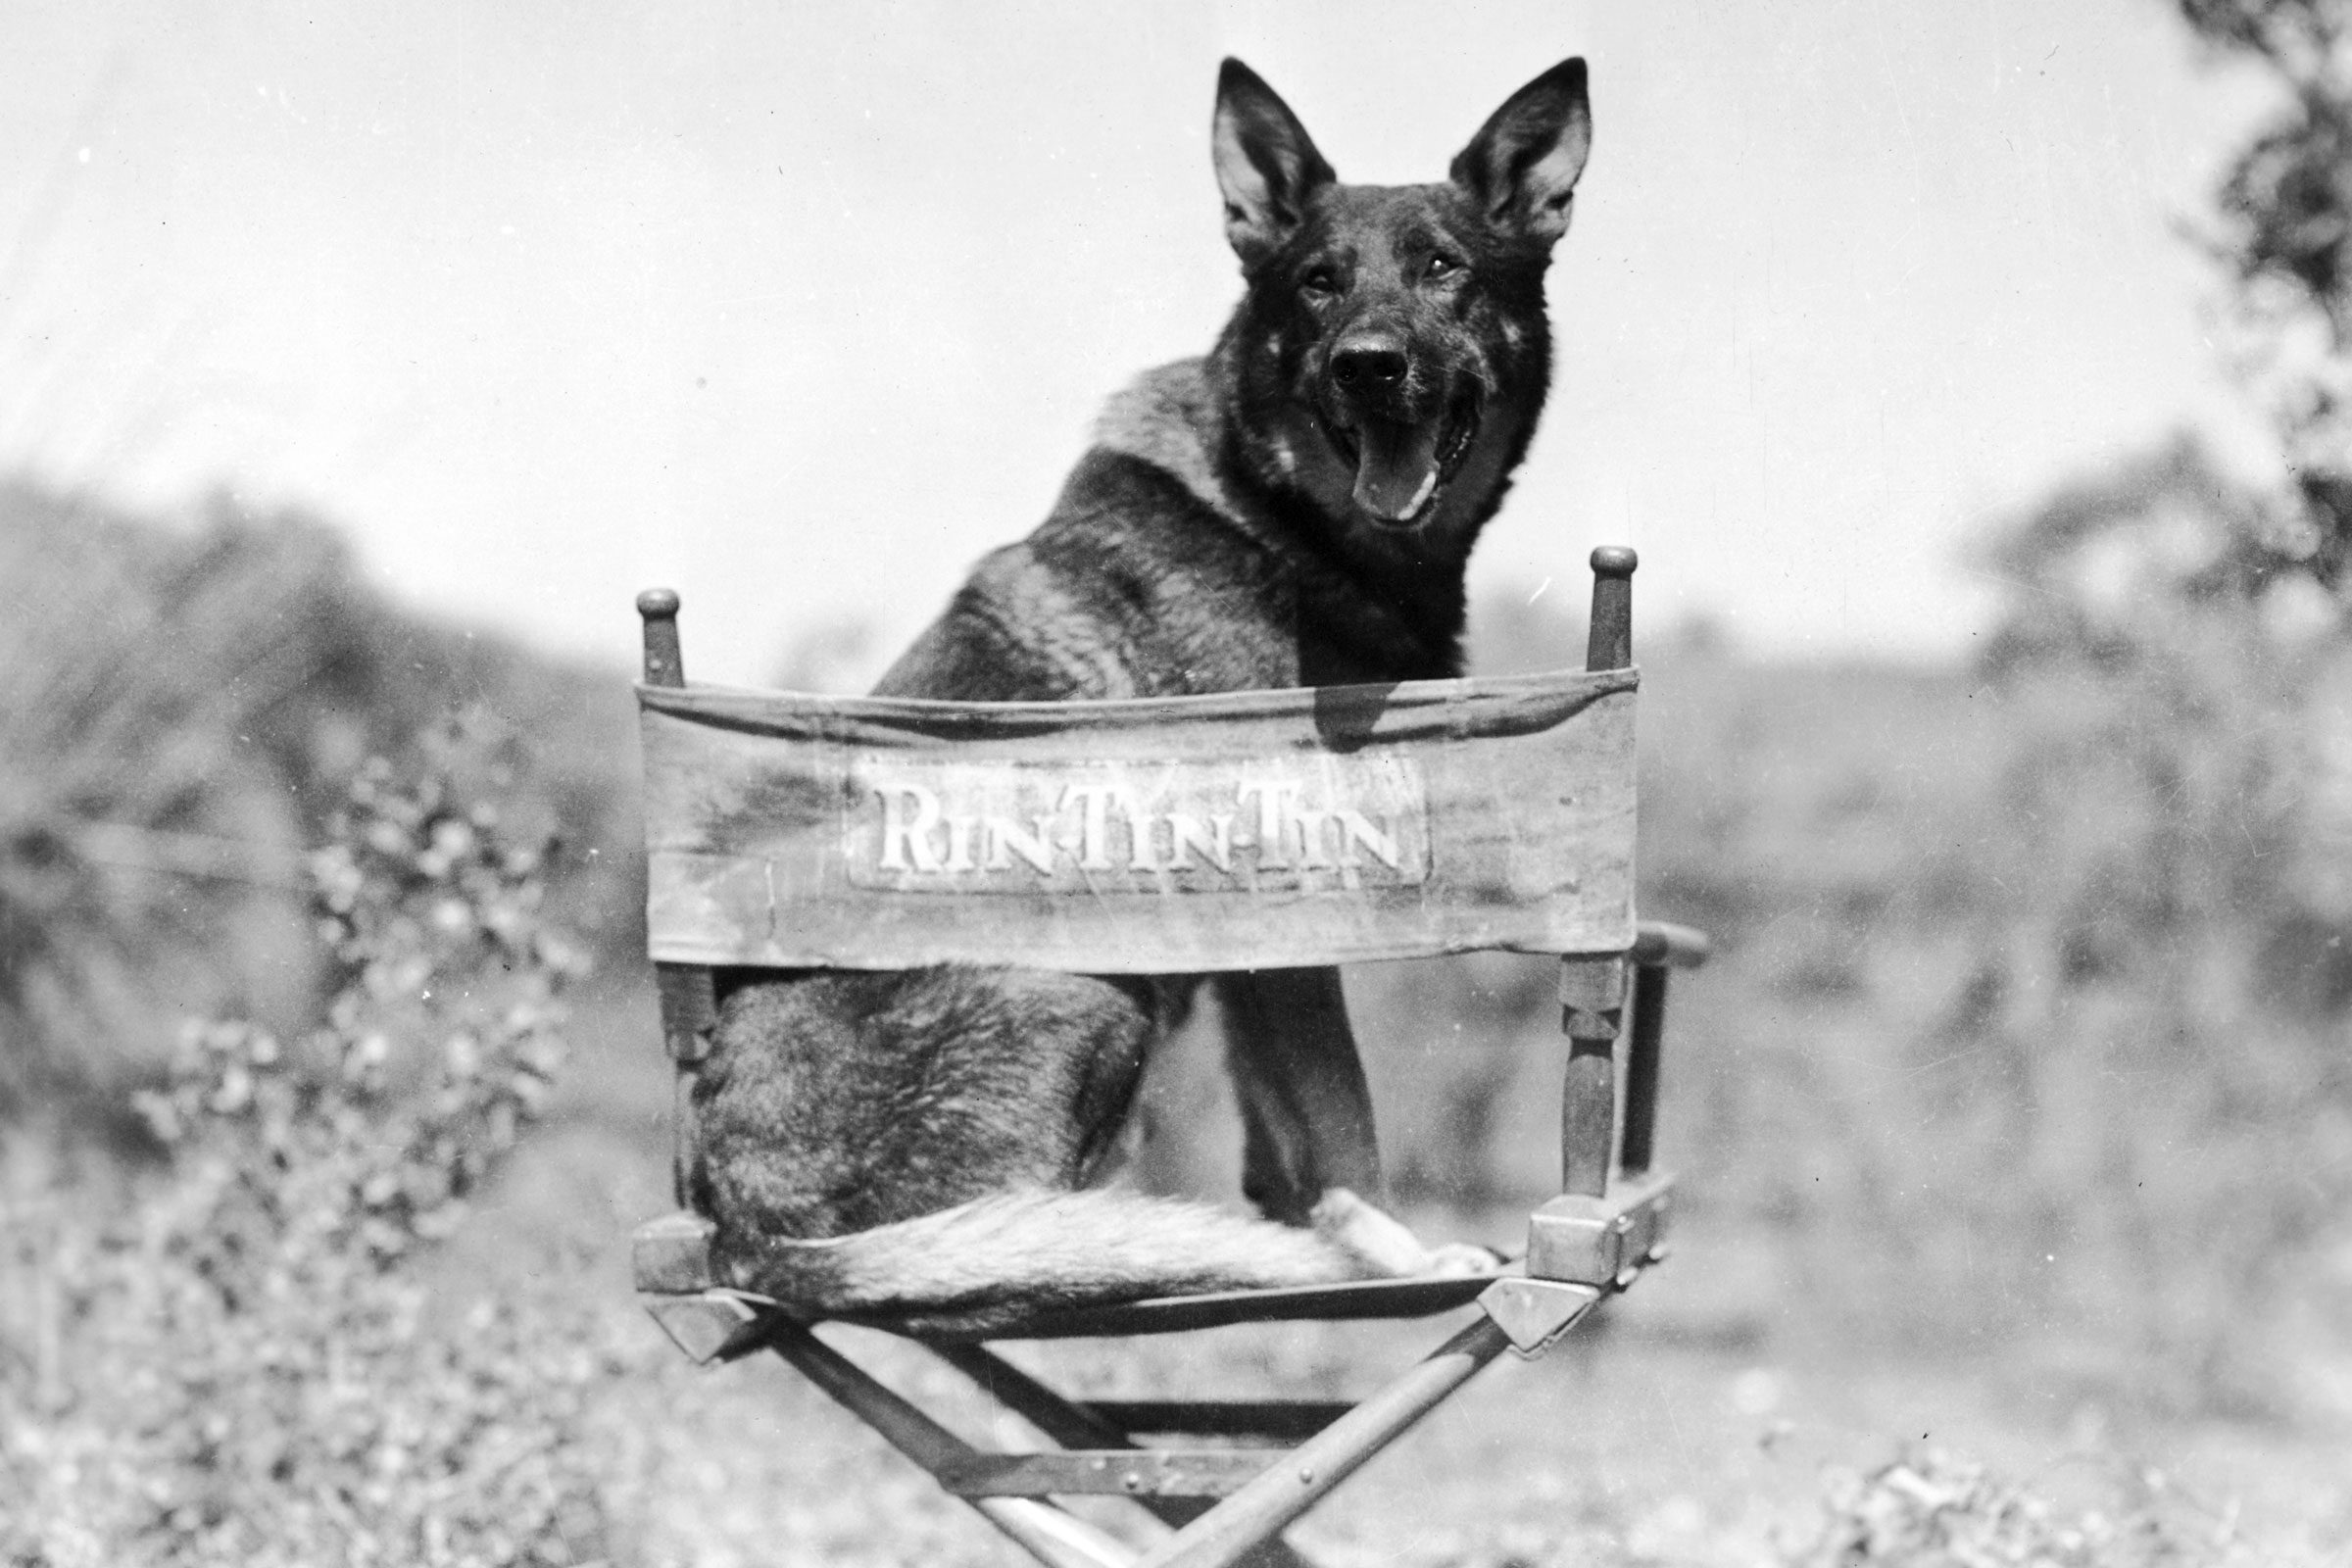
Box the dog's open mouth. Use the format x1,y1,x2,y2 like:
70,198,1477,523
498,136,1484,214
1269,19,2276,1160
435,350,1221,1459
1327,393,1482,527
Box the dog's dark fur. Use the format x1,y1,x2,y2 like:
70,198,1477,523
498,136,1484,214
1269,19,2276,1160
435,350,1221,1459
688,57,1593,1331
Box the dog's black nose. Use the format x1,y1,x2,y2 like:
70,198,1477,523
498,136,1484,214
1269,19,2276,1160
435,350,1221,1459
1331,344,1408,390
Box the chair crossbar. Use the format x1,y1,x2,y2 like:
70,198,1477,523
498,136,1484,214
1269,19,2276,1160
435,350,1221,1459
940,1449,1290,1498
911,1273,1498,1342
935,1347,1350,1446
927,1344,1250,1544
1077,1402,1350,1442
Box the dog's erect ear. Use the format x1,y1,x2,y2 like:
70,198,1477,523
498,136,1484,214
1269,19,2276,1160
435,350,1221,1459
1213,59,1336,268
1450,58,1592,246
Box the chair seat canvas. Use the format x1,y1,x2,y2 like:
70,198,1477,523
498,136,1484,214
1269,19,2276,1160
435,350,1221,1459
639,665,1640,974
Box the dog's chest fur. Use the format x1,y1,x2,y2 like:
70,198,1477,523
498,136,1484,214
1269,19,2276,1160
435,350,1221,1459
875,359,1476,705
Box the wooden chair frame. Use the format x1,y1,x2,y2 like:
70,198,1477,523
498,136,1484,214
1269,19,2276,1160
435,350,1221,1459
628,547,1707,1568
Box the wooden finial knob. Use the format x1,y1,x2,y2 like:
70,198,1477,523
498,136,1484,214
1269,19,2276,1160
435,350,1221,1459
638,589,687,686
1586,548,1636,672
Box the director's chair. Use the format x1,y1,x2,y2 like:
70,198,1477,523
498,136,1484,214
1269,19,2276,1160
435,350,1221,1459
629,547,1707,1568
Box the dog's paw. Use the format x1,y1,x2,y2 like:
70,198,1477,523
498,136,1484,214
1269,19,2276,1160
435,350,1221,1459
1307,1187,1426,1274
1419,1241,1506,1278
1308,1189,1504,1279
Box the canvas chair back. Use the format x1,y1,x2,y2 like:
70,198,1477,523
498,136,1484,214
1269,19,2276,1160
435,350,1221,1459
636,666,1639,977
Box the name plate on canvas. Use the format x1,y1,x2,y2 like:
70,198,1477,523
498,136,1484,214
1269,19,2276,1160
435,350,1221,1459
844,753,1432,895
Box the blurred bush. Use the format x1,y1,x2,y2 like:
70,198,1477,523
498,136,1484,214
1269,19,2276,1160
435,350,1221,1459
0,481,638,1146
2180,0,2352,578
1,729,627,1566
1777,1446,2252,1567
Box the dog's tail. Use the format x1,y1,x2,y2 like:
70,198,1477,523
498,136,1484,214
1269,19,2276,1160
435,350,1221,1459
723,1189,1379,1335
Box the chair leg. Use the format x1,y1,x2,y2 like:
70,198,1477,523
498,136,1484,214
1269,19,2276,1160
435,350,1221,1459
761,1319,1140,1568
1135,1319,1514,1568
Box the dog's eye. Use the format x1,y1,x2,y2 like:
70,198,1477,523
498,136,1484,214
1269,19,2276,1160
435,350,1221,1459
1299,268,1338,298
1424,253,1461,281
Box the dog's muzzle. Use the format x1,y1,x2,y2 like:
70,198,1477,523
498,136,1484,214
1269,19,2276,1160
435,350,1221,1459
1321,370,1484,528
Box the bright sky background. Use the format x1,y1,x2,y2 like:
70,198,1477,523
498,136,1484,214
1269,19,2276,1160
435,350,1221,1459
0,0,2283,686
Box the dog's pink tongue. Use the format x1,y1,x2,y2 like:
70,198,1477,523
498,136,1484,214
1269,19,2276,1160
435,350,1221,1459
1350,418,1446,524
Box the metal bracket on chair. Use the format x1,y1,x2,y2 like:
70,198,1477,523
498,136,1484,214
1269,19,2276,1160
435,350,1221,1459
642,1290,770,1364
1525,1169,1675,1290
635,1209,777,1364
1477,1276,1602,1357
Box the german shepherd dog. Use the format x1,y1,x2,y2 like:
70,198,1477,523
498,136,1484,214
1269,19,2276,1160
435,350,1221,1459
688,57,1593,1332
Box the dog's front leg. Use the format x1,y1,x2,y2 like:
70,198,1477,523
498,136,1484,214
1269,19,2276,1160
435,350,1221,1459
1212,966,1383,1226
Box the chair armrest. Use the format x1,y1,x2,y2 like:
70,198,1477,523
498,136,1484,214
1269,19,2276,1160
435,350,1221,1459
1632,920,1710,969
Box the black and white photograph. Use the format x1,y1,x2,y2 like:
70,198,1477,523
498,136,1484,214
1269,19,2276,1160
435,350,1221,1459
5,2,2351,1563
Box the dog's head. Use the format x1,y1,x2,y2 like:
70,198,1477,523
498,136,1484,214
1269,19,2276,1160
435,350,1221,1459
1212,58,1591,545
